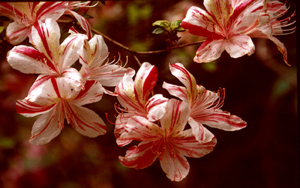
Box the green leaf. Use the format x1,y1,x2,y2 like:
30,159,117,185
152,20,170,28
174,26,185,32
171,20,181,29
152,27,165,34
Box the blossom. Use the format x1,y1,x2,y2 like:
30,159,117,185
76,32,135,95
181,0,295,65
0,2,68,44
163,63,246,142
16,78,106,145
114,62,168,141
118,99,217,181
7,18,87,92
0,1,92,45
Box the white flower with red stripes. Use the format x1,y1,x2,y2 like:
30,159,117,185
16,78,106,145
181,0,295,65
7,18,87,92
163,63,247,143
118,98,217,182
0,1,92,45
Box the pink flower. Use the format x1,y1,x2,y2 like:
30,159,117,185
114,62,168,142
118,99,217,181
7,18,87,92
16,78,106,145
163,63,246,143
0,1,92,45
181,0,295,65
77,32,135,95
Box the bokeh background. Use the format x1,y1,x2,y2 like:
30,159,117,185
0,0,298,188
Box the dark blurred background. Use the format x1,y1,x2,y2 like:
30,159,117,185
0,0,298,188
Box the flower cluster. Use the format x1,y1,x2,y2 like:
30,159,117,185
115,62,246,181
0,0,295,182
4,2,134,144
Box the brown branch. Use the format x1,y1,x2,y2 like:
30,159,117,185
92,28,205,56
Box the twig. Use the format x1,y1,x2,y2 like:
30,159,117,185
92,28,205,56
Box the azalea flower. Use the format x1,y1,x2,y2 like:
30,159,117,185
0,1,92,45
114,62,168,142
76,31,135,95
163,63,246,142
118,99,217,182
181,0,295,65
16,78,106,145
7,18,87,92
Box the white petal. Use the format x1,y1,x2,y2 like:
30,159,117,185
71,80,104,106
7,45,52,74
160,99,190,133
160,149,189,182
6,22,31,45
59,32,87,71
194,38,226,63
188,117,215,143
134,62,157,105
225,34,255,58
162,82,189,104
29,109,62,145
31,18,60,65
69,105,106,137
145,94,168,122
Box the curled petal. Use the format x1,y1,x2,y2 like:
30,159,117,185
61,68,84,91
116,74,142,111
119,142,158,169
188,117,215,143
134,62,157,105
69,105,107,137
115,113,134,139
66,10,92,39
168,63,198,101
29,109,62,145
6,22,31,45
145,94,168,122
267,35,289,66
162,82,189,104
